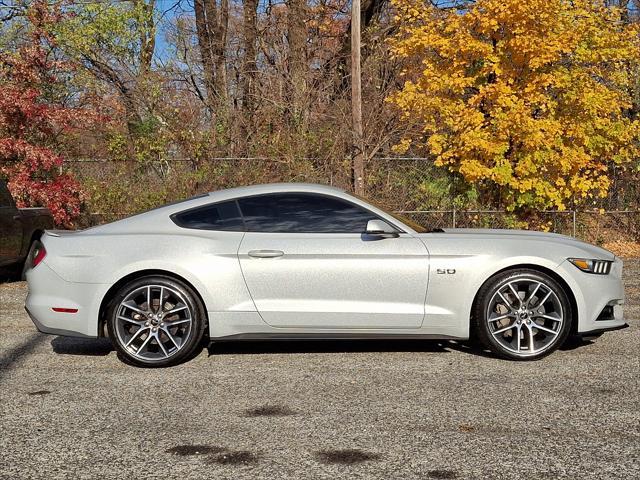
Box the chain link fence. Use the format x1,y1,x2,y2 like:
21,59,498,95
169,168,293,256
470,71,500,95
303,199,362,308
61,157,640,244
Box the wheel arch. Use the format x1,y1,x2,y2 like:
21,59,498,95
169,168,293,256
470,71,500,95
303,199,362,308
21,229,45,256
98,269,209,338
18,230,46,280
469,263,579,337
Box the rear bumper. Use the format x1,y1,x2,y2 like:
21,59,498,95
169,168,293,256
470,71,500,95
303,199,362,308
25,262,106,338
25,305,94,338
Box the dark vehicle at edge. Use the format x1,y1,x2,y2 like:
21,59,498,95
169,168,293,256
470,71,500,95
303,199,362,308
0,180,54,277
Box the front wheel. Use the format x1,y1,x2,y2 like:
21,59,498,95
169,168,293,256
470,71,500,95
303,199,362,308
106,276,206,367
472,269,572,360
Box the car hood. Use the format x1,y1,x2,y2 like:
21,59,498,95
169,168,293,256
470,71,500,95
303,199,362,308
418,228,615,260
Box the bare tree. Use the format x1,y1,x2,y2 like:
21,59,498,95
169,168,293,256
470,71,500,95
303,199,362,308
242,0,259,116
287,0,307,123
194,0,229,113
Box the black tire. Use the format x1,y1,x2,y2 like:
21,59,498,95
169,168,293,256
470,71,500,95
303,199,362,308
106,275,206,368
472,269,572,360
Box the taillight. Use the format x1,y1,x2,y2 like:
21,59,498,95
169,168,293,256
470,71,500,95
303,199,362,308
52,307,78,314
32,245,46,268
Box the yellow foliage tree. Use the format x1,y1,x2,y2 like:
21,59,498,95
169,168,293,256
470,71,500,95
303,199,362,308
388,0,640,211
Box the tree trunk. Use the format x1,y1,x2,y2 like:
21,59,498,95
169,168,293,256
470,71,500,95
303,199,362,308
242,0,259,115
212,0,229,105
287,0,307,124
194,0,216,107
135,0,156,76
194,0,228,110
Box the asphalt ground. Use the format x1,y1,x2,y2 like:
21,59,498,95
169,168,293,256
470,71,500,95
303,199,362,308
0,260,638,479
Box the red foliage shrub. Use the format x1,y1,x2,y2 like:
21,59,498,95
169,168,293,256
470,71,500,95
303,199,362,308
0,1,91,227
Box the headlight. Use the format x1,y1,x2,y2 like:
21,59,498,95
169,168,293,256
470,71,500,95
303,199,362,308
568,258,612,274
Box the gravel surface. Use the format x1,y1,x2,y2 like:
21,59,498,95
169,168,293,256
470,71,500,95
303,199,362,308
1,261,639,480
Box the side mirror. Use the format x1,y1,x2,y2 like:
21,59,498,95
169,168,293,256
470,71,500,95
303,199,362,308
365,219,398,237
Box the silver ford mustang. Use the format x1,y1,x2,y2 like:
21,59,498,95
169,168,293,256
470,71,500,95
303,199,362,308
25,183,626,367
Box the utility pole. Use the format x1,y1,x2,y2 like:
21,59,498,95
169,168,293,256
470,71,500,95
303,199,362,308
351,0,365,195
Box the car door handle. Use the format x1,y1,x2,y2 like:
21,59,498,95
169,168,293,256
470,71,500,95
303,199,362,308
248,249,284,258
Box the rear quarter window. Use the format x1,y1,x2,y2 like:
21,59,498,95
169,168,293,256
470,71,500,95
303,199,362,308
172,201,244,231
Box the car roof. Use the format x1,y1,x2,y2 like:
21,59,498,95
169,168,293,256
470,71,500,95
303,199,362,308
207,183,345,201
83,182,416,234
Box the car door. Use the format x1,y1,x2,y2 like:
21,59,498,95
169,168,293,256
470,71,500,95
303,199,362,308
0,181,22,266
237,193,429,329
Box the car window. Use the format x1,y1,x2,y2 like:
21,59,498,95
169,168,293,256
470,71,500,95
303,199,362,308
172,200,244,231
0,181,16,208
237,193,385,233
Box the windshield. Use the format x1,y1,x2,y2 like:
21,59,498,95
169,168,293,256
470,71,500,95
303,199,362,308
351,193,428,233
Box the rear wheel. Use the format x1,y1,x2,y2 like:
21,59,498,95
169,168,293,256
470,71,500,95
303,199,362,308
472,269,572,360
106,276,206,367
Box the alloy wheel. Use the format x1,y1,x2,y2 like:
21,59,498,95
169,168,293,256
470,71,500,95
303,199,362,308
114,284,193,362
486,278,564,357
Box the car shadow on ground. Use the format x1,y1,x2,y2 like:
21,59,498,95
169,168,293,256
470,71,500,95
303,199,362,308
51,336,113,356
48,336,596,361
207,339,454,356
49,337,454,363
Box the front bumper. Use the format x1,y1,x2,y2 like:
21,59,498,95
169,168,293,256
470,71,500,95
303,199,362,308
559,257,626,334
578,323,629,337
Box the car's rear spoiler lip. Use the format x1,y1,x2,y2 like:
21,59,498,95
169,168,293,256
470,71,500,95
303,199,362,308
44,229,82,237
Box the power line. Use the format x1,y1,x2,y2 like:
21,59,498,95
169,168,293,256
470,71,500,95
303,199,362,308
0,0,179,10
